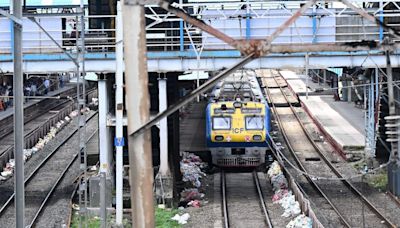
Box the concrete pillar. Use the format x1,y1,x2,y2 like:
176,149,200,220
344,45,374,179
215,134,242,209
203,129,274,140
122,2,155,227
98,79,111,175
347,82,352,102
155,77,173,204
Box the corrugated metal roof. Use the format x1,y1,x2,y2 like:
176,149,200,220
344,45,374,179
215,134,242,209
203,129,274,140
0,0,88,7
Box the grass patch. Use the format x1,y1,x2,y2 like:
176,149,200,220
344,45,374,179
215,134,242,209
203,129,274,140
70,213,101,228
368,173,388,191
155,207,182,228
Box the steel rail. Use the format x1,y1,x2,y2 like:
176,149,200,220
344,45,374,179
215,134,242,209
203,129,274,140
0,88,96,142
27,129,98,228
66,160,100,227
252,171,273,228
262,74,353,228
0,112,98,217
271,71,396,227
221,170,229,228
387,191,400,209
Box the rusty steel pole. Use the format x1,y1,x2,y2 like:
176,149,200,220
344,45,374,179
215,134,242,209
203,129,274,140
122,2,155,227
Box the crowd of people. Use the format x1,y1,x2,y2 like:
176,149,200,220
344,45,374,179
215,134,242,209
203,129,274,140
24,78,50,97
0,76,64,111
0,83,11,111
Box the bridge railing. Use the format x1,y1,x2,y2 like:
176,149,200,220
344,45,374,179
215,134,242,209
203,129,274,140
0,0,399,55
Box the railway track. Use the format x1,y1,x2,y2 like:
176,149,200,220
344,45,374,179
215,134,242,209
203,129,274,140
0,87,76,140
221,170,273,228
0,112,98,227
261,69,396,227
0,88,97,171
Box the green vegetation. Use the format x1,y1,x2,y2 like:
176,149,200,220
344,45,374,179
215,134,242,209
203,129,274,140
155,207,182,228
368,173,388,191
70,212,132,227
70,207,181,227
70,213,101,228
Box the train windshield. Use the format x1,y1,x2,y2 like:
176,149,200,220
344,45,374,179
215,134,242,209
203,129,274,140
245,116,264,130
212,117,231,130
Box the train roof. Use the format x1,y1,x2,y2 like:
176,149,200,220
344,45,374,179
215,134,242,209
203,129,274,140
209,70,265,103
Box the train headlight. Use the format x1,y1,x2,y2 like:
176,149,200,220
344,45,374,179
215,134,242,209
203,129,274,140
233,101,242,108
215,135,224,141
253,135,262,141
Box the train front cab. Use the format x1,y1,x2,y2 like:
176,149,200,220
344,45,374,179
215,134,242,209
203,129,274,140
206,102,271,167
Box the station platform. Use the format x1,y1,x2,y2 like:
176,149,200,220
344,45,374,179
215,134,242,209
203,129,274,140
279,70,365,157
0,85,74,121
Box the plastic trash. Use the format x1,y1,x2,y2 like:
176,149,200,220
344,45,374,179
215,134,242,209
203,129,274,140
286,214,312,228
180,153,206,188
187,200,201,208
171,213,190,225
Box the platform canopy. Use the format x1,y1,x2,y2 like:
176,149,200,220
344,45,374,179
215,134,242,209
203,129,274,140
0,0,88,8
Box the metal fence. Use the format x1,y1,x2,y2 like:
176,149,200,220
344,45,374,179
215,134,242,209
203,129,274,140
0,0,399,54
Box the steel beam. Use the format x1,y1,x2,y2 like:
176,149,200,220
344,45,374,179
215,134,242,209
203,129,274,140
157,0,237,48
386,50,395,116
340,0,400,39
2,52,400,72
266,0,316,43
122,3,155,227
27,17,79,66
131,53,254,137
0,8,22,25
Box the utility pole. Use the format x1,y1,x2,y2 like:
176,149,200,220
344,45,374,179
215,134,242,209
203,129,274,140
77,1,88,226
122,1,155,227
115,1,124,226
305,53,309,99
385,49,400,197
12,0,24,227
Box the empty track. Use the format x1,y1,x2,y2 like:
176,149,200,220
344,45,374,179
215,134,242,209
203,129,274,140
0,111,97,227
261,69,396,228
221,170,273,228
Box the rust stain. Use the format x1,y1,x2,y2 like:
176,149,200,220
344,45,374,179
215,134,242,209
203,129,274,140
158,1,236,48
138,9,151,125
233,39,270,57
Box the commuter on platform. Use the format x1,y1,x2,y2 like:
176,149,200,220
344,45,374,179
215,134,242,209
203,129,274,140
30,83,37,97
44,78,50,95
59,75,64,88
3,87,9,108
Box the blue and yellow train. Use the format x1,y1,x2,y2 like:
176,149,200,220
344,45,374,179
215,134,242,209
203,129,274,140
206,70,271,167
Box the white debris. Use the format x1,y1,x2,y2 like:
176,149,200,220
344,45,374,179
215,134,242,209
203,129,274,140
267,161,309,225
280,193,301,217
171,213,190,225
286,214,312,228
1,170,12,177
0,109,82,181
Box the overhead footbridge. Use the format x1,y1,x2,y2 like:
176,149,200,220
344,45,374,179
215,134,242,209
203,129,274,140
0,0,400,73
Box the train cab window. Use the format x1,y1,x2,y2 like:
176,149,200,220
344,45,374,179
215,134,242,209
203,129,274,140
245,116,264,130
212,117,231,130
